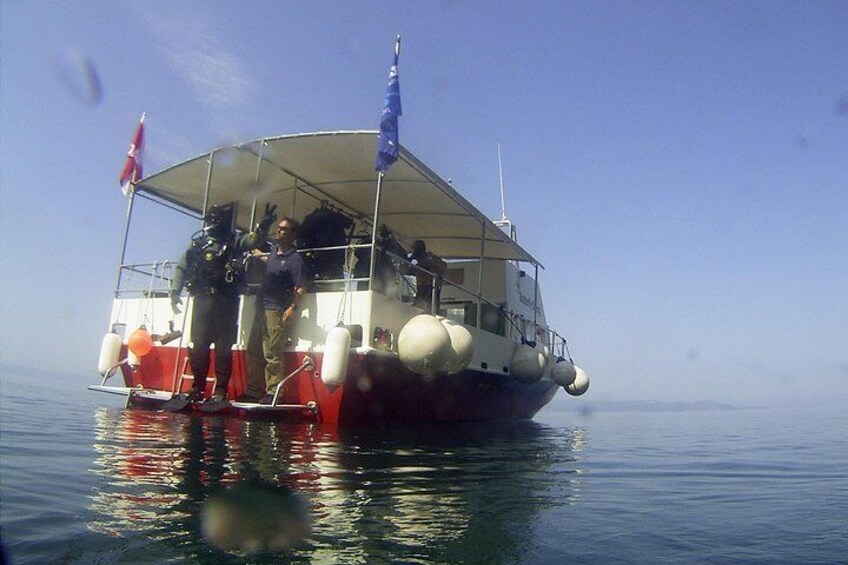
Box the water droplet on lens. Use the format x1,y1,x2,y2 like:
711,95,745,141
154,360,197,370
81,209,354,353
56,50,103,107
201,481,311,554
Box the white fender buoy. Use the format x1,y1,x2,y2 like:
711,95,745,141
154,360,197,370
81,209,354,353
322,325,351,387
398,314,452,374
539,343,553,378
127,348,141,368
511,343,546,384
540,344,551,363
564,364,590,396
439,318,474,375
98,332,122,376
551,356,577,386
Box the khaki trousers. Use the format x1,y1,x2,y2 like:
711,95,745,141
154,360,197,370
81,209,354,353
262,309,291,389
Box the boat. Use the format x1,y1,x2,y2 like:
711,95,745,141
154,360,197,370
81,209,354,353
90,130,589,427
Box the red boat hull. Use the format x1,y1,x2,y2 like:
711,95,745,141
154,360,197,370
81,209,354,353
121,345,559,428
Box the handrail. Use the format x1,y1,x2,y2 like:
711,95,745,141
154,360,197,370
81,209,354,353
118,263,173,280
113,243,569,353
382,249,567,351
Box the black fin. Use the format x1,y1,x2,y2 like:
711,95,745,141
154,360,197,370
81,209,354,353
161,393,193,412
199,399,230,413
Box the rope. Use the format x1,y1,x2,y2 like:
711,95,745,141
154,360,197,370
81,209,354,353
336,242,359,324
162,260,177,325
138,260,158,329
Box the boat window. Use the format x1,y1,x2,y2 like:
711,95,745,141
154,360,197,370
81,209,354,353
440,302,508,337
445,268,464,285
443,305,465,324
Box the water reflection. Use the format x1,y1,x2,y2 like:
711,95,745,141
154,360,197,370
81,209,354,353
89,408,587,561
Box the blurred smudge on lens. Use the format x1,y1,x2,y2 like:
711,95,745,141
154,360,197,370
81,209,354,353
794,133,812,149
836,95,848,117
56,50,103,106
200,481,311,555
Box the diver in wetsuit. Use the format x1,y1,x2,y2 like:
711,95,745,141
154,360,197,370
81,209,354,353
170,204,275,403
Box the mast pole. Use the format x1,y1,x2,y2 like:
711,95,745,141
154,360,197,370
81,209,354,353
114,112,146,298
113,187,136,298
533,262,539,329
498,142,507,223
249,140,267,228
476,221,486,328
368,172,385,290
201,150,215,222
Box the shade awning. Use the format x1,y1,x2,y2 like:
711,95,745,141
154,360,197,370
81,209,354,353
134,131,540,264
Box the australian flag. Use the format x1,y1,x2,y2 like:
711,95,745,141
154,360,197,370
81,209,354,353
375,36,402,173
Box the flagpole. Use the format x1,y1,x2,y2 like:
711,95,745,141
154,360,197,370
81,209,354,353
114,112,145,298
370,35,402,291
114,185,136,298
368,172,385,290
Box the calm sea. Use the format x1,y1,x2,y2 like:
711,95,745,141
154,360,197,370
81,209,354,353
1,369,846,564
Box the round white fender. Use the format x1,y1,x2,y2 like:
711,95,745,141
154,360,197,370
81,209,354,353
127,349,141,368
551,356,577,386
540,343,551,363
98,332,122,376
398,314,452,374
540,343,553,378
322,325,351,387
439,318,474,375
564,364,590,396
511,343,546,384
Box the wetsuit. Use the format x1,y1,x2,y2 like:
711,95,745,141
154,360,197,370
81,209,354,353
172,231,260,398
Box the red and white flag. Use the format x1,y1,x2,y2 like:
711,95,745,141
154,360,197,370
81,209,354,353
119,113,145,196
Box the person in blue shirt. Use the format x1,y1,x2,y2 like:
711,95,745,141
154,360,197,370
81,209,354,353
250,217,310,405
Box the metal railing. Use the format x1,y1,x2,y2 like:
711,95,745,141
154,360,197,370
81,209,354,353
115,261,175,298
114,243,570,355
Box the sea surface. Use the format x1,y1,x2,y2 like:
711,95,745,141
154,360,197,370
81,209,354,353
1,369,846,564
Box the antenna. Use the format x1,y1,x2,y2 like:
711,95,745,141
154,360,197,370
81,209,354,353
498,142,507,223
494,142,516,241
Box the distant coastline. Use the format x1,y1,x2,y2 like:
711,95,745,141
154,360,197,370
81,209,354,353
558,400,760,413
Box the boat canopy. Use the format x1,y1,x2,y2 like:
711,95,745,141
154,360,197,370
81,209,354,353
135,131,539,265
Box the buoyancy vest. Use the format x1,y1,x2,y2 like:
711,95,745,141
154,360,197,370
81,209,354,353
184,234,238,293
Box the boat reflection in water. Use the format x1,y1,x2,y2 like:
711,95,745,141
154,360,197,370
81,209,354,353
89,408,587,561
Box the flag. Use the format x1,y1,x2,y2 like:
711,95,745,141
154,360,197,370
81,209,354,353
375,36,402,173
119,113,145,196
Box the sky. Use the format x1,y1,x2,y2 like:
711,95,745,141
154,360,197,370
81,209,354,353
1,1,846,408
